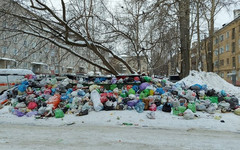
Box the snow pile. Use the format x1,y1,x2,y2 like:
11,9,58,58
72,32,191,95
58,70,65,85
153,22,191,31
178,71,240,97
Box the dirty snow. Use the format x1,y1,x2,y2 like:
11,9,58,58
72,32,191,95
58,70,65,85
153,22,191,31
178,70,240,98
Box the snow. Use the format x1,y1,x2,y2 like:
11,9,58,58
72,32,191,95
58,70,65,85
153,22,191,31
0,106,240,133
0,69,35,75
177,70,240,98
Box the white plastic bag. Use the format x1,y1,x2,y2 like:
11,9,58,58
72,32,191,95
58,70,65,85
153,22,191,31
183,109,194,120
91,90,103,111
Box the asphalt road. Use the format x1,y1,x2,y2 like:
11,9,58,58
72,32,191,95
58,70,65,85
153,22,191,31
0,124,240,150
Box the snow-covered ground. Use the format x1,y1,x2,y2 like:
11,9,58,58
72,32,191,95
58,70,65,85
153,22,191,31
0,71,240,149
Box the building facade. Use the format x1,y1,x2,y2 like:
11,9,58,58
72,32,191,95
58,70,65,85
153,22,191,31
0,0,94,75
191,13,240,85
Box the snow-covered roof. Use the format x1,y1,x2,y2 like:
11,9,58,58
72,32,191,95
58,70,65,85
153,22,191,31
31,62,48,66
0,58,16,62
66,67,74,69
0,69,35,75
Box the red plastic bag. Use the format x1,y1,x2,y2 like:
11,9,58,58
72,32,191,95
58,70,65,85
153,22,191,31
28,102,38,110
149,104,157,111
47,94,61,109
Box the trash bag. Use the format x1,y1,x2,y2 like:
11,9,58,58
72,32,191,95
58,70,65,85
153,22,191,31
143,76,152,82
206,89,216,97
142,98,150,110
234,108,240,115
206,104,216,114
155,88,165,95
139,82,150,91
54,109,64,118
172,106,186,116
162,103,171,112
110,84,117,91
128,88,135,95
111,77,117,84
135,101,145,113
26,111,37,117
196,103,206,111
28,102,38,110
183,109,194,120
218,101,230,110
190,84,202,91
149,104,157,111
225,97,239,109
127,99,138,107
187,102,196,113
14,109,25,117
91,90,103,111
47,94,61,109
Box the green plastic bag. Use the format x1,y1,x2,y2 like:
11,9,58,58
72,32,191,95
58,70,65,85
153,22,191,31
173,106,186,116
144,76,152,82
205,96,218,104
187,103,196,113
139,92,146,99
110,84,117,91
54,109,64,118
143,89,150,97
120,92,128,98
128,88,135,95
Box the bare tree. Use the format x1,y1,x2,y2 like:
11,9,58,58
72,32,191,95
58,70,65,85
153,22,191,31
0,0,135,75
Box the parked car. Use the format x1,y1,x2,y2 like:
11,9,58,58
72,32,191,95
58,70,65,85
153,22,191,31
0,69,35,92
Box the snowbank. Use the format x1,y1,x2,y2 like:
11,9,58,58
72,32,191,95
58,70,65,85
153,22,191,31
178,71,240,98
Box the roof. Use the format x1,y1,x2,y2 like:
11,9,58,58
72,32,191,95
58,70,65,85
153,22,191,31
0,57,16,62
0,69,35,75
31,62,48,66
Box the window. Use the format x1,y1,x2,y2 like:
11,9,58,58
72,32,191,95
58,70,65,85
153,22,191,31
45,47,49,52
32,42,37,48
214,38,219,44
232,57,236,68
23,40,28,47
12,24,17,29
24,62,28,68
214,49,218,56
14,49,18,55
232,28,235,39
226,44,229,51
226,31,229,38
232,42,235,53
227,58,229,64
220,35,224,42
24,51,28,57
32,53,36,59
220,60,224,66
51,51,55,56
13,37,18,43
219,47,224,54
1,47,7,54
214,60,219,67
2,21,7,28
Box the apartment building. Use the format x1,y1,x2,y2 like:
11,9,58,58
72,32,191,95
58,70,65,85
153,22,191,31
0,0,91,75
191,10,240,85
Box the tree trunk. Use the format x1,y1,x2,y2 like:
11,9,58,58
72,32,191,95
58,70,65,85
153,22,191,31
196,0,202,71
207,0,215,72
178,0,190,79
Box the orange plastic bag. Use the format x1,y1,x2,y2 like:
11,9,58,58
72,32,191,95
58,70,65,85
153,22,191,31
47,94,61,109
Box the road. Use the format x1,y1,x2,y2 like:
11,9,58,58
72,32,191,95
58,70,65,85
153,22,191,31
0,123,239,150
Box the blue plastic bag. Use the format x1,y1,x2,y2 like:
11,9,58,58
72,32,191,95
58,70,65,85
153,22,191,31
135,101,145,113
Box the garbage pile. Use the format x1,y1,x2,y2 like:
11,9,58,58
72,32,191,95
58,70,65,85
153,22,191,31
0,74,240,119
